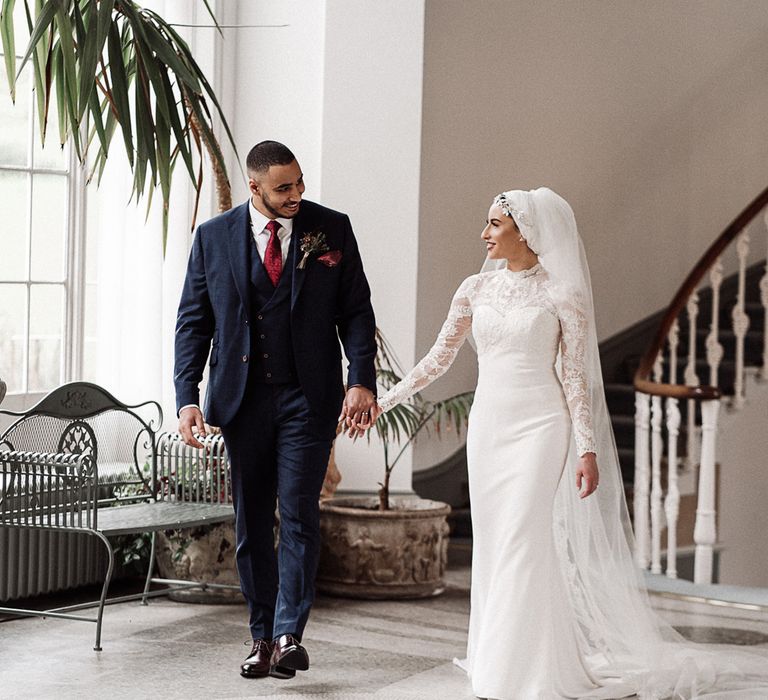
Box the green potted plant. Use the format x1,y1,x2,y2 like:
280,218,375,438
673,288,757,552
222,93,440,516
1,0,237,245
317,330,473,599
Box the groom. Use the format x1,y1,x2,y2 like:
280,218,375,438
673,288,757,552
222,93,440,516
174,141,377,679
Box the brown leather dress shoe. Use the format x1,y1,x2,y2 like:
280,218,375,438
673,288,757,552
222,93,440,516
240,638,273,678
270,633,309,678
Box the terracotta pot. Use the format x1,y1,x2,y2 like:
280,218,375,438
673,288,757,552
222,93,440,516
155,522,242,603
318,496,451,599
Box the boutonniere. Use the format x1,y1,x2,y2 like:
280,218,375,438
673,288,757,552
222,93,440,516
297,230,330,269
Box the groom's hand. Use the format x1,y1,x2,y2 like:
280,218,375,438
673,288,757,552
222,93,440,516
179,406,207,449
339,386,375,438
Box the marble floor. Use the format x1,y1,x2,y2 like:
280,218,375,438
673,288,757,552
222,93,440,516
2,564,768,700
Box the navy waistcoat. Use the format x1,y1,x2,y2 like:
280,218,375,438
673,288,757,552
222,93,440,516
248,235,297,384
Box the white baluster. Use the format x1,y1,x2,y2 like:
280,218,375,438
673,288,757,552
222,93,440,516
706,258,724,387
665,396,681,579
650,355,664,574
760,211,768,380
665,319,681,578
731,232,751,408
693,399,720,585
634,391,651,569
684,290,700,471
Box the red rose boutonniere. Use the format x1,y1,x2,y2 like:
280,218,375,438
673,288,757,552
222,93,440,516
297,231,329,269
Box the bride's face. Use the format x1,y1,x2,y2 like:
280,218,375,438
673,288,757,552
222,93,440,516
482,204,523,260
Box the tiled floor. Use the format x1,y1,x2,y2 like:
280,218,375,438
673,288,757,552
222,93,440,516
2,565,768,700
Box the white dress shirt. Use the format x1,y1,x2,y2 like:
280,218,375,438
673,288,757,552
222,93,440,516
249,199,293,264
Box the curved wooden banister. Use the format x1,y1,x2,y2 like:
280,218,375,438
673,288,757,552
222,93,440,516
634,184,768,399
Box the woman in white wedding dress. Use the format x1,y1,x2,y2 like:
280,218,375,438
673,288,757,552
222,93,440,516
370,188,768,700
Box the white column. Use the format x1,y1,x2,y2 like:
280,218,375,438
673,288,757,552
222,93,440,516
320,0,426,494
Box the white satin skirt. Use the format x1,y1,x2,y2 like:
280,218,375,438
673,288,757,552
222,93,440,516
457,369,609,700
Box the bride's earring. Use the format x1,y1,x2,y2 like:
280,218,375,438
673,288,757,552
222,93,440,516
518,236,524,242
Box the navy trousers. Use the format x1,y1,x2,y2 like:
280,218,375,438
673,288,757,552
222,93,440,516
220,380,336,641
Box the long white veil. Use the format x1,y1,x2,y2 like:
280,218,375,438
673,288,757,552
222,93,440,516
481,188,768,698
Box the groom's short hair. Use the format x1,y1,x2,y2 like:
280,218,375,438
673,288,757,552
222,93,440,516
247,141,296,175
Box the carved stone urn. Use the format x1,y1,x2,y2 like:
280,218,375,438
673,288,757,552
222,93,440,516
155,522,242,603
317,496,451,599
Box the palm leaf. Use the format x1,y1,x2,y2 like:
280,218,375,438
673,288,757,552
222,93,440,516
0,0,17,100
106,19,133,165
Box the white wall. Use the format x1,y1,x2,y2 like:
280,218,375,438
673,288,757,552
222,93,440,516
216,1,326,206
320,0,426,493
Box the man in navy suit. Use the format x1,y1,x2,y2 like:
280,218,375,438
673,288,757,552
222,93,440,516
174,141,377,679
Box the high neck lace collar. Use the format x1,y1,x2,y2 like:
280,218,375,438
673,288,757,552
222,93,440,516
503,262,542,280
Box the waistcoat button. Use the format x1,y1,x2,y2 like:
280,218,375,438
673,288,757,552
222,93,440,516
263,353,269,359
242,355,248,362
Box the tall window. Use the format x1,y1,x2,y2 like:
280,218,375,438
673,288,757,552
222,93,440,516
0,28,83,398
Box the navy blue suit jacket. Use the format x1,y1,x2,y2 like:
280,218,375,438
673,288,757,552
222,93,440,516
174,199,377,427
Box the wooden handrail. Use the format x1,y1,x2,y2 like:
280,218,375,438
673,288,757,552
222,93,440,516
634,185,768,399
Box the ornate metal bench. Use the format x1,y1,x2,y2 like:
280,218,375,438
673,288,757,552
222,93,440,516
0,382,236,650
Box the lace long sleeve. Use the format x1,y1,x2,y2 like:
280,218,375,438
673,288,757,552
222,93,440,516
557,294,597,456
377,277,475,412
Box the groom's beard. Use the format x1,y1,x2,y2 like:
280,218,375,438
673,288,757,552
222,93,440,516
259,191,301,219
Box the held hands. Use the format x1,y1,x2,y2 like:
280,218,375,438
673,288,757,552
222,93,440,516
178,406,207,449
338,386,380,438
575,452,599,499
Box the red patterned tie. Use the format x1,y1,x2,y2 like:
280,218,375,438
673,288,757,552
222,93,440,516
264,220,282,286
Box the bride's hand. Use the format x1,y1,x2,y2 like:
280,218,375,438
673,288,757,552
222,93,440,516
576,452,599,499
349,402,383,440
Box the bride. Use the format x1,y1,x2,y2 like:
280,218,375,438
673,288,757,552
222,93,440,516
362,188,768,699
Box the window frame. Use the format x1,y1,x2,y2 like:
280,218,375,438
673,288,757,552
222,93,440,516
0,88,86,401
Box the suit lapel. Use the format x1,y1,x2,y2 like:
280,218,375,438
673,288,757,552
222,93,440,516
291,208,308,309
226,202,252,316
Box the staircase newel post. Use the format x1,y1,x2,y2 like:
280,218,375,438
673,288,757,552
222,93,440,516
634,391,651,569
693,398,720,585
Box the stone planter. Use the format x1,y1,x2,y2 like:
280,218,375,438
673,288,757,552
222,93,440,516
155,522,242,603
318,496,451,599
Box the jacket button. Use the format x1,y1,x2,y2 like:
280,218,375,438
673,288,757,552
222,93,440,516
260,334,266,339
242,355,248,362
263,353,269,359
257,314,263,320
266,372,272,378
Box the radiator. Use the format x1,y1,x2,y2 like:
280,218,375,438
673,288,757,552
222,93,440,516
0,528,107,602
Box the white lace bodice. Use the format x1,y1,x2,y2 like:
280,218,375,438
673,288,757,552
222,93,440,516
377,263,596,456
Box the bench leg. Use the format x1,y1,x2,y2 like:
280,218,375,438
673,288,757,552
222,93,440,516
142,532,157,605
93,531,115,652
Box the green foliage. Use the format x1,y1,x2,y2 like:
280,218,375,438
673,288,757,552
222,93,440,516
0,0,237,251
110,531,152,575
372,328,474,508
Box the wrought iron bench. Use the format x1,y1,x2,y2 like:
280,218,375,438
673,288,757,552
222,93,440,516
0,382,236,650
